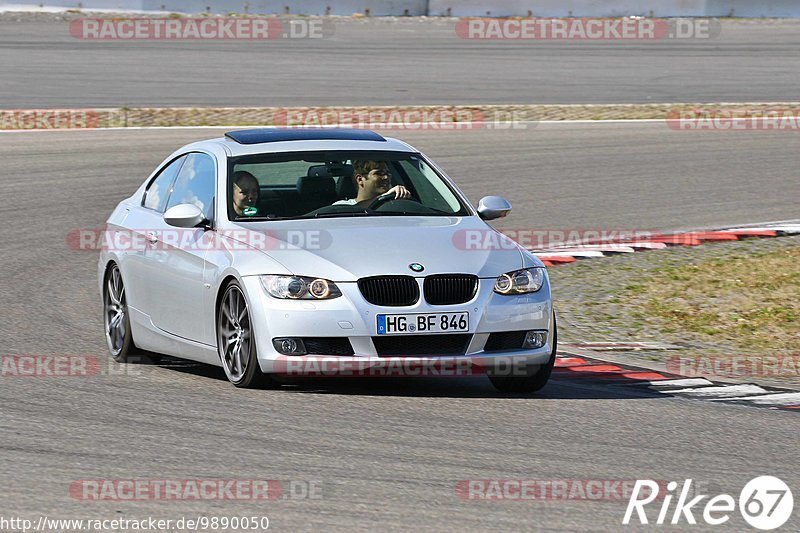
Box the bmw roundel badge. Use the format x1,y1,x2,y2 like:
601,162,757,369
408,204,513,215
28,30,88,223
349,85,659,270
409,263,425,273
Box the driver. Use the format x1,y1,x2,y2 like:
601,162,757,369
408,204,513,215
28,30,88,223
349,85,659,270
333,160,410,207
231,171,260,216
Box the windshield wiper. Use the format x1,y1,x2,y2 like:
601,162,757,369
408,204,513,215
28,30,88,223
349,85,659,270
233,215,303,221
234,216,270,221
365,209,454,216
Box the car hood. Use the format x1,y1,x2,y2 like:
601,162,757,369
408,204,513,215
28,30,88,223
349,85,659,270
228,216,532,281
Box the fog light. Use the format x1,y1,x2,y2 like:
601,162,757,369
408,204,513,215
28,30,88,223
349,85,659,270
273,337,307,355
523,330,548,349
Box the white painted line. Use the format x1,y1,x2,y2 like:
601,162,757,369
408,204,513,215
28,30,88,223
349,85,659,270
668,384,768,397
723,226,800,234
646,378,715,388
621,242,668,250
722,224,800,233
584,246,637,254
720,228,777,234
545,245,637,254
533,250,605,258
715,392,800,405
721,219,800,228
768,225,800,234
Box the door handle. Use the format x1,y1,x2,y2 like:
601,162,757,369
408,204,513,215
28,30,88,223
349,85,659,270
146,231,158,245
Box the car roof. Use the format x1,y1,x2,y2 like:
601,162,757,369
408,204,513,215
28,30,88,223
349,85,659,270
179,128,418,157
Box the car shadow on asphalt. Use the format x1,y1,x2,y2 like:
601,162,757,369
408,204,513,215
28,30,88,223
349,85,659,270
152,356,669,400
274,375,668,400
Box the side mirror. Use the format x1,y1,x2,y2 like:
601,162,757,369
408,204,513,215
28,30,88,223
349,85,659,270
164,203,205,228
477,196,512,220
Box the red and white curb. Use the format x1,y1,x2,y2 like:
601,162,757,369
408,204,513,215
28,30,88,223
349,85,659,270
532,222,800,267
553,354,800,411
562,341,681,351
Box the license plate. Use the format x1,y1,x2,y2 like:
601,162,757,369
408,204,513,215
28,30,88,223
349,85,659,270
376,312,469,335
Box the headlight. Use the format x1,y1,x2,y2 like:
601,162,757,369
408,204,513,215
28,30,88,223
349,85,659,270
260,275,342,300
493,268,545,295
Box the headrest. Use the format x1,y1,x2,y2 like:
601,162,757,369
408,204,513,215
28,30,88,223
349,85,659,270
296,175,335,196
334,165,356,199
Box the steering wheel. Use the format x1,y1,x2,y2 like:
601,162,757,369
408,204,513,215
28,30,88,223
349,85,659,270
367,192,419,211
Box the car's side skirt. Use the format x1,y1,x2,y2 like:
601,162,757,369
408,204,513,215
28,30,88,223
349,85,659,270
128,306,221,366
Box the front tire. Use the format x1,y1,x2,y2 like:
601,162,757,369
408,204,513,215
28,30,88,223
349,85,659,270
488,315,558,393
217,280,278,389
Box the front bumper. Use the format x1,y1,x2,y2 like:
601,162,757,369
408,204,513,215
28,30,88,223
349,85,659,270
240,275,554,374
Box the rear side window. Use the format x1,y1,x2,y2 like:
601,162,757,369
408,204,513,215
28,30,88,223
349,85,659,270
166,153,217,220
143,155,186,212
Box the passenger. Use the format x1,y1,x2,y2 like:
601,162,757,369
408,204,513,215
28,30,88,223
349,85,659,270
231,171,260,216
333,160,410,207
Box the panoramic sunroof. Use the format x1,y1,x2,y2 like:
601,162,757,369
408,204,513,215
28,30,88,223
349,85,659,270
224,128,387,145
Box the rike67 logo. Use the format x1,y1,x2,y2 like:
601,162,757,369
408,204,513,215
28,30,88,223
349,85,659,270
623,477,793,530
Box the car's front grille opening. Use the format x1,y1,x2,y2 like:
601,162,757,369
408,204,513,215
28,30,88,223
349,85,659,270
302,337,355,356
372,334,472,356
358,276,420,307
423,274,479,305
483,331,527,352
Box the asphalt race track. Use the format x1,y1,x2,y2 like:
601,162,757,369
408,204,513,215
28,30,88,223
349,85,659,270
2,18,800,107
1,124,799,530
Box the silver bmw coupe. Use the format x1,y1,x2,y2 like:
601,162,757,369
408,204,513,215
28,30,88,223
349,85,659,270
99,128,556,392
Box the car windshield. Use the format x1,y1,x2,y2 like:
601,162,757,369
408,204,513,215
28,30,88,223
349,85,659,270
227,150,469,221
